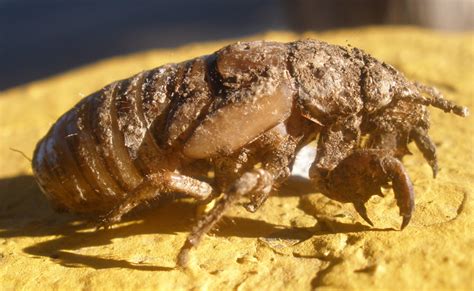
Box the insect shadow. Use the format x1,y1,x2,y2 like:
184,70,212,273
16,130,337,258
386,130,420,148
0,175,386,270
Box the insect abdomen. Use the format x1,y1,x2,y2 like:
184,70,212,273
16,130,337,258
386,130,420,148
32,60,199,213
32,42,292,213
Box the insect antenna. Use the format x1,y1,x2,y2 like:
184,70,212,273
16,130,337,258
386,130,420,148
409,82,469,117
10,147,32,163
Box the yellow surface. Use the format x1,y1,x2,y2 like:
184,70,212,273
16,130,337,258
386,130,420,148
0,27,473,290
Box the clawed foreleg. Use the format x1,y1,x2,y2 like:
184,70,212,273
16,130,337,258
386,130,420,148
311,149,414,229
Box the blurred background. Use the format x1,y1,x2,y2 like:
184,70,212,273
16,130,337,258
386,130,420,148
1,0,473,91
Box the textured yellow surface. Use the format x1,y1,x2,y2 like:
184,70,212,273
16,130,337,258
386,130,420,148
0,27,473,290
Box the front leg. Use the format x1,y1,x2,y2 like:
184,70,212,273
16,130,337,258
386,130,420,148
309,115,414,228
310,115,382,226
321,149,414,229
309,115,362,193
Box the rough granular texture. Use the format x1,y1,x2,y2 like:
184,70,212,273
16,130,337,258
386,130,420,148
0,27,472,290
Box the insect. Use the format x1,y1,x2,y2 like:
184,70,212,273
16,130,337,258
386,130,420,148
32,40,469,267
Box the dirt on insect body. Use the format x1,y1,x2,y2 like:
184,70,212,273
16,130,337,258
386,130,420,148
31,39,469,267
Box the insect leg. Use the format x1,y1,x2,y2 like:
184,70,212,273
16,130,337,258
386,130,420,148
177,168,273,267
244,135,299,212
309,115,362,195
96,172,213,228
213,148,256,194
353,201,374,227
411,82,469,117
178,128,302,266
308,115,393,226
312,149,415,229
411,127,438,178
210,122,300,213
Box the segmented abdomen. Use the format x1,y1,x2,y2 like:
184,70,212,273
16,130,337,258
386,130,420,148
32,55,214,213
32,40,294,213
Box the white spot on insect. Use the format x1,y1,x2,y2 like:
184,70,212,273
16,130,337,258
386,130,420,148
66,133,78,138
154,90,167,103
292,143,317,179
74,181,86,201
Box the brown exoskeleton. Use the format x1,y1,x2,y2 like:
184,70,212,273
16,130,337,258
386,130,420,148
32,40,469,267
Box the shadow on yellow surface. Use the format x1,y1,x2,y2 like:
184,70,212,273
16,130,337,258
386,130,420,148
0,175,392,272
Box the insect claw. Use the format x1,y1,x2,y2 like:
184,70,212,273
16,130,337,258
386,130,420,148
94,210,119,231
411,128,438,178
177,246,190,268
95,218,111,231
382,157,415,230
401,214,411,230
363,216,374,227
353,201,374,227
95,223,106,231
243,202,258,213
